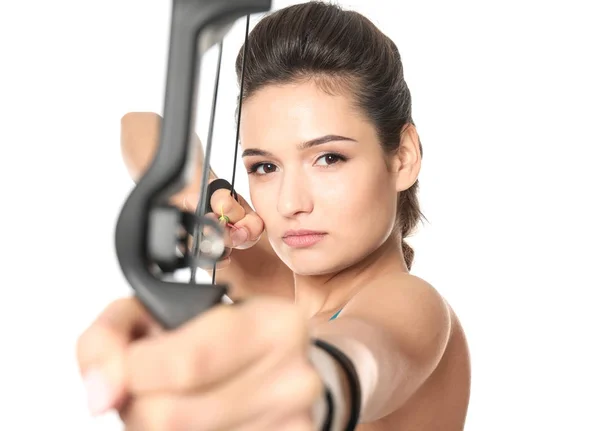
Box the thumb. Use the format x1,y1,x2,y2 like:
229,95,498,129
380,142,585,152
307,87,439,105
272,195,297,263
81,352,127,415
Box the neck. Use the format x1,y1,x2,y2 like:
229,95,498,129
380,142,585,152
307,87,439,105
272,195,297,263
294,235,409,320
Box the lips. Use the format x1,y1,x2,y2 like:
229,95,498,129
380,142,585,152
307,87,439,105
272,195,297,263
283,229,325,237
282,229,326,248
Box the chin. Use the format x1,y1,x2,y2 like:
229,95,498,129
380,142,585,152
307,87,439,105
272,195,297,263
276,247,358,276
288,262,338,276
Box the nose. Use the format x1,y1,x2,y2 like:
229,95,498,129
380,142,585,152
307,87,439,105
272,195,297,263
277,169,313,217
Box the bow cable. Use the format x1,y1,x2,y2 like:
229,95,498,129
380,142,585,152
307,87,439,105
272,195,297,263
190,14,251,286
230,15,251,200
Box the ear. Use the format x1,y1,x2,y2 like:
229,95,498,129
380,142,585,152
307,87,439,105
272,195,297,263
392,124,421,192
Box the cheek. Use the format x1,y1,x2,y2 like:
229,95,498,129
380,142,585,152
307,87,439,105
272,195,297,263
319,162,396,230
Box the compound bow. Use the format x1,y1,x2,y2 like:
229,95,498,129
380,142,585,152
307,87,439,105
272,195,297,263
115,0,272,330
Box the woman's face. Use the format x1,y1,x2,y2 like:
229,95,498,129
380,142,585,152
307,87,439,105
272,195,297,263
240,80,399,275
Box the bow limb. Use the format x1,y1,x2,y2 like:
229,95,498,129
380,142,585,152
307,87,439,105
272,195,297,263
115,0,273,330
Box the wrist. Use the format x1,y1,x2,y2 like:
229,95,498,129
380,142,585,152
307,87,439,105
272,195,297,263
310,338,361,430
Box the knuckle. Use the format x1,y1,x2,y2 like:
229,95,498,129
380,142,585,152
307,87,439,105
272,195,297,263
211,189,236,212
245,213,265,237
98,297,140,328
108,297,129,309
245,209,262,223
105,297,134,315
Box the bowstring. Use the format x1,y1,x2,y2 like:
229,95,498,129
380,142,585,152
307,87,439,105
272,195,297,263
230,15,250,197
190,15,251,287
190,39,224,284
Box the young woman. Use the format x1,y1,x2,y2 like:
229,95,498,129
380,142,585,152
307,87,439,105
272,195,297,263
78,2,471,430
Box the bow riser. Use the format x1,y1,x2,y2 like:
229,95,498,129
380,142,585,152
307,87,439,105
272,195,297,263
115,0,272,330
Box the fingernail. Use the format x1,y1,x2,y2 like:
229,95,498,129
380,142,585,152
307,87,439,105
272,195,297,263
83,369,114,416
230,228,248,247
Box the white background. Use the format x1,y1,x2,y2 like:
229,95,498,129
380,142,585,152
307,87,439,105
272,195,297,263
1,0,599,429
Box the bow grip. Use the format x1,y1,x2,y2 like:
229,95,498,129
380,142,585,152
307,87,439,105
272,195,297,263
115,0,272,330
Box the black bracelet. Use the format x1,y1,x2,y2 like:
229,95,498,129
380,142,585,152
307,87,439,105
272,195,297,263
204,178,238,215
321,386,335,431
313,339,362,431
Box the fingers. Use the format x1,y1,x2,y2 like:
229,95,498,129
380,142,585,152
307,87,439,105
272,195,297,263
120,360,320,431
211,188,246,223
230,198,265,250
183,183,264,250
76,297,160,415
212,190,264,249
183,184,245,224
124,298,309,394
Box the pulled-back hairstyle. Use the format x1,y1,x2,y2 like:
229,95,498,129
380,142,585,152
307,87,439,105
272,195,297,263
236,1,424,270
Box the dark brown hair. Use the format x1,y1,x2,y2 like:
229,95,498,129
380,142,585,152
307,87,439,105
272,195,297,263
236,1,424,270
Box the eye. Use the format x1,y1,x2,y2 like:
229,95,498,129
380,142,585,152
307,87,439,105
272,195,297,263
315,153,347,166
248,162,279,175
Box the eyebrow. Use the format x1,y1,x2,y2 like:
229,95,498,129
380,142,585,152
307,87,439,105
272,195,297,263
241,134,357,158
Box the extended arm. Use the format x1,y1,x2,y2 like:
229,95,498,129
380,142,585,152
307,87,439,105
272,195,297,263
310,277,452,425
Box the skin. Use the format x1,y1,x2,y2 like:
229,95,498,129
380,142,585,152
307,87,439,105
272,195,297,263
78,82,471,430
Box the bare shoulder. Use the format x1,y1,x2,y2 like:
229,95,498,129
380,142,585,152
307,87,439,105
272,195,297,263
346,273,451,337
341,273,453,372
350,272,447,307
342,274,471,431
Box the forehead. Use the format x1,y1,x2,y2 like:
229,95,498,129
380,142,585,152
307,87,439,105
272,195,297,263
239,80,373,148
